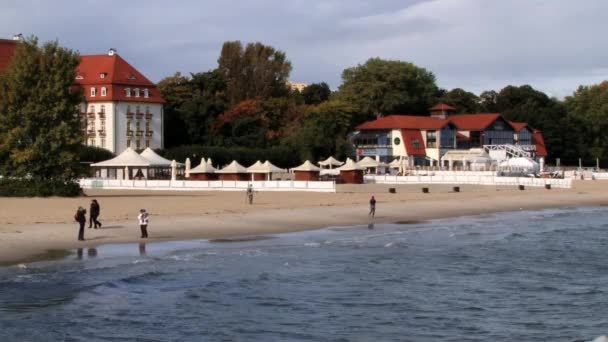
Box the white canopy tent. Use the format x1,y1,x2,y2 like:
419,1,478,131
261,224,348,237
318,156,344,169
91,148,151,179
499,157,540,174
291,160,321,172
337,158,365,171
247,160,287,180
189,158,217,174
467,154,494,171
139,147,184,179
216,160,248,174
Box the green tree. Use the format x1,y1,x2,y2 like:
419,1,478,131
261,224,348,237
478,90,499,112
158,72,191,147
218,41,292,106
439,88,479,113
301,82,331,105
336,58,438,122
0,37,82,180
564,81,608,161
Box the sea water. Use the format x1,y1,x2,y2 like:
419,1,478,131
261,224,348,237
1,207,608,341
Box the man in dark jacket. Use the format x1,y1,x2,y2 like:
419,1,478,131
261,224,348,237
89,199,102,229
75,206,87,241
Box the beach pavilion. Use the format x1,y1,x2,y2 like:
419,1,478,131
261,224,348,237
216,160,249,181
140,147,184,179
337,158,365,184
188,158,217,180
357,156,383,174
499,157,540,175
319,156,344,169
291,160,321,181
91,147,151,179
247,161,287,181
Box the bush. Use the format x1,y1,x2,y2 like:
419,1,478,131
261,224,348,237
0,178,83,197
76,145,115,177
156,145,301,168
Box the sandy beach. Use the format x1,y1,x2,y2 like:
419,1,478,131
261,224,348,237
1,180,607,265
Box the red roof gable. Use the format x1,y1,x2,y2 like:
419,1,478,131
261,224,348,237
532,130,547,157
508,121,528,132
0,39,17,74
401,130,426,156
448,113,504,131
429,103,455,111
356,115,449,130
74,53,164,103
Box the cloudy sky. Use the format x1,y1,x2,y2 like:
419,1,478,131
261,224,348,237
1,0,607,98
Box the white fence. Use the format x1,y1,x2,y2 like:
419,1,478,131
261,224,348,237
79,179,336,192
364,174,572,189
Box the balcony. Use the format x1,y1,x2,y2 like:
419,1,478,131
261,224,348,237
135,112,144,119
98,130,106,137
126,130,134,137
97,111,106,118
126,112,134,119
87,129,96,136
87,112,95,119
136,130,144,137
145,113,153,120
145,130,153,137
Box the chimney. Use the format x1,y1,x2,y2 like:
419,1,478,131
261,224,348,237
12,33,23,41
108,48,117,56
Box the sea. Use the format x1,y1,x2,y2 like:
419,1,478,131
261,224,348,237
1,207,607,341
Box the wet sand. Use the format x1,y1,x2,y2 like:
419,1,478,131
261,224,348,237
1,181,606,265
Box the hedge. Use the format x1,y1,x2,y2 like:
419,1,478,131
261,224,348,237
0,178,83,197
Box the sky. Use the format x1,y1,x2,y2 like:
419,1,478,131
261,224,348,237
1,0,607,98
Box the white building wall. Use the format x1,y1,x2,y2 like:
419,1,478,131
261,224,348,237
390,129,407,157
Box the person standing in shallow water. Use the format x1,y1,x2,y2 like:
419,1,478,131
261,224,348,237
369,195,376,218
74,206,87,241
138,209,149,238
89,199,102,229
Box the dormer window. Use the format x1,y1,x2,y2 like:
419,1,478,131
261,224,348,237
143,89,149,98
125,88,131,97
101,87,107,96
128,74,136,80
90,87,96,97
75,75,83,80
100,73,107,79
134,88,140,97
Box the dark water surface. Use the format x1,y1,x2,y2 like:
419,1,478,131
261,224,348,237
1,207,608,341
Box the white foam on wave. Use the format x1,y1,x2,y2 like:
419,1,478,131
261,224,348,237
304,242,321,248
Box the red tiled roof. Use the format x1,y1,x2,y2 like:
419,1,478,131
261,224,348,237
429,103,455,111
74,54,164,103
401,130,426,156
0,39,16,74
448,113,503,131
508,121,528,132
356,115,449,130
532,130,547,157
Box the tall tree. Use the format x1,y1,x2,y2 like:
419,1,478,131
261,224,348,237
0,37,82,179
439,88,479,113
157,72,191,147
336,58,438,122
218,41,292,106
564,81,608,161
301,82,331,105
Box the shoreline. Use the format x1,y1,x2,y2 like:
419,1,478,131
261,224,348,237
1,181,607,266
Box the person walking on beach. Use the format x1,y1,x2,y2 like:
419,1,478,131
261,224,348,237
138,209,149,238
89,199,102,229
369,195,376,218
246,184,254,205
74,206,87,241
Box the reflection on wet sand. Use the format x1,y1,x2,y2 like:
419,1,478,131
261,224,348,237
139,242,146,256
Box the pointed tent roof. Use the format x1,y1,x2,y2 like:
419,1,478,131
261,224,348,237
91,147,151,167
319,156,344,166
216,160,248,174
246,160,265,172
291,160,321,172
140,147,175,166
337,158,365,171
189,158,217,174
247,161,287,173
357,156,380,168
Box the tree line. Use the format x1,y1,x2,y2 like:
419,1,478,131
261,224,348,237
1,37,607,192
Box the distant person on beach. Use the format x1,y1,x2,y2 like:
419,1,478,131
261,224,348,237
369,195,376,218
246,184,254,205
74,206,87,241
138,209,149,238
89,199,102,229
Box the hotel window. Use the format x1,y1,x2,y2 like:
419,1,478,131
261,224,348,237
101,87,107,96
136,139,141,149
136,105,140,114
89,139,95,146
101,139,106,148
100,73,106,79
127,121,132,131
412,139,420,150
145,106,150,114
100,105,105,114
143,89,149,98
89,105,95,113
145,139,150,148
426,131,437,148
90,87,96,97
127,139,131,148
136,121,141,131
134,88,140,97
145,121,150,131
127,105,131,114
125,88,131,97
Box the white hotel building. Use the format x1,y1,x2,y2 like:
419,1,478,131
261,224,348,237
74,49,165,153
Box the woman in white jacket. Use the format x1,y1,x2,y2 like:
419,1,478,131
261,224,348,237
138,209,149,238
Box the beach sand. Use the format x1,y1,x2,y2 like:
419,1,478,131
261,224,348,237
1,180,606,265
